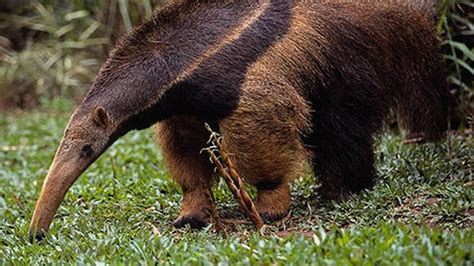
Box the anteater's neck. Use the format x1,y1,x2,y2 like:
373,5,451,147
81,0,291,141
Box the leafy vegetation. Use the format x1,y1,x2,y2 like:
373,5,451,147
0,3,107,107
0,100,472,263
439,0,473,126
0,0,168,107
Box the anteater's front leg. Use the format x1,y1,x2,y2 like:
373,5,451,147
219,84,312,223
155,116,216,229
255,181,291,222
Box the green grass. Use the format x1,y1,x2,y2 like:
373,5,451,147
0,99,473,264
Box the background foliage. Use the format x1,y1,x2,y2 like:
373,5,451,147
439,0,473,127
0,0,472,119
0,0,170,108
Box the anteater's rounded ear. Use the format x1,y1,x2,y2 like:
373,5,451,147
92,106,110,128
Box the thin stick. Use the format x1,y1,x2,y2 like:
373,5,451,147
205,185,225,233
203,124,264,230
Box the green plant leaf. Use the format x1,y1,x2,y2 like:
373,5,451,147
64,10,90,22
444,55,474,74
79,21,101,41
119,0,133,32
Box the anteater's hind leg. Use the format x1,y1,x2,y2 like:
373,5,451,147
155,116,215,229
310,129,376,199
308,92,381,199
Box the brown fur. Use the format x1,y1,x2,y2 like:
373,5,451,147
30,0,448,241
155,116,215,227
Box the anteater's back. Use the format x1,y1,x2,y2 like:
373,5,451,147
249,1,446,130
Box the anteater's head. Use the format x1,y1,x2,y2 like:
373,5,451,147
28,14,165,243
29,105,116,242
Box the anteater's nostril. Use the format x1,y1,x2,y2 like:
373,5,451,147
81,144,94,158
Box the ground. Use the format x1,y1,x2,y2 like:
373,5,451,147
0,99,472,264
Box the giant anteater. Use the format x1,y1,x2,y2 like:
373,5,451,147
30,0,448,241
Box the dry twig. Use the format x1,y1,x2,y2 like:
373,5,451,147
204,185,225,233
202,124,264,230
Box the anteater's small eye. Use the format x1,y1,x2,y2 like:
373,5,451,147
81,144,93,157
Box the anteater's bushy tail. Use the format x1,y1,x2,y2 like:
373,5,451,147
405,0,440,20
393,0,449,141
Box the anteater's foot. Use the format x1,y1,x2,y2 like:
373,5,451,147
317,176,374,201
173,209,210,229
256,182,290,223
29,229,46,243
173,190,211,229
316,184,351,201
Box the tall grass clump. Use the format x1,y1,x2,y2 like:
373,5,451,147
0,3,107,108
0,0,169,108
439,0,473,126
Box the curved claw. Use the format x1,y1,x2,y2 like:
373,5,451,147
29,229,46,244
173,213,210,229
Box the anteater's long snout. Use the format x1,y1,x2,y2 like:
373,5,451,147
29,106,113,242
29,159,85,242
